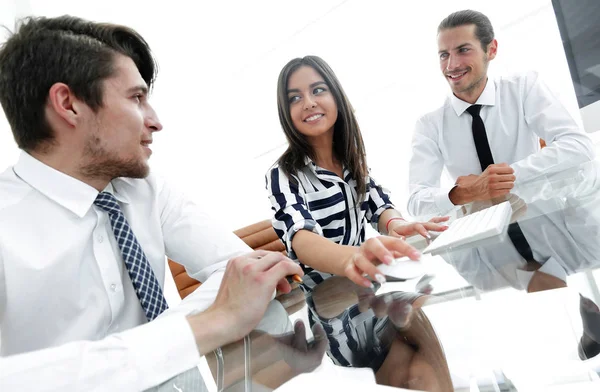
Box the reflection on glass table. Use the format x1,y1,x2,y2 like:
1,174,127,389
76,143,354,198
158,159,600,391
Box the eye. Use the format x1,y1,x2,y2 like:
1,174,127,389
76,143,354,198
459,47,470,53
439,53,448,60
133,93,144,103
288,95,300,104
313,86,326,94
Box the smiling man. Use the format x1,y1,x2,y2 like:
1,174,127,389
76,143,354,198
406,8,596,299
406,9,598,358
407,9,594,218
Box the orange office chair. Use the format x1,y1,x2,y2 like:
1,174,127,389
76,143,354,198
167,219,288,299
167,220,304,389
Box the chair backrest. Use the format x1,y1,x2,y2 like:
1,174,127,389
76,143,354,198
168,219,285,300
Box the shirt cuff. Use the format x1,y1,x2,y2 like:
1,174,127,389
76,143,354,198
121,314,201,391
371,204,394,232
286,219,322,261
538,256,568,283
435,186,457,214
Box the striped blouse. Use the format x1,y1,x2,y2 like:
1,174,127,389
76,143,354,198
266,157,394,288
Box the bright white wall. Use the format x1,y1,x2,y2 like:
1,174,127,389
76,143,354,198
0,0,586,228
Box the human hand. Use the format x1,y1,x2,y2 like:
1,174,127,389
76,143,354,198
342,236,421,288
206,250,303,342
274,321,328,374
387,216,449,239
368,291,425,330
450,163,515,205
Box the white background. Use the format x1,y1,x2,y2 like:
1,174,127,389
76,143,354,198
0,0,590,228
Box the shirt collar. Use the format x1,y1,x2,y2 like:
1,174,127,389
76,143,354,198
303,156,315,167
449,77,497,116
13,151,130,218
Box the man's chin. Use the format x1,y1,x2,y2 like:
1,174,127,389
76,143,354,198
122,163,150,179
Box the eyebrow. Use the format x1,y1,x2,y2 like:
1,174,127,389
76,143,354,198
438,43,472,54
287,81,327,94
126,85,149,95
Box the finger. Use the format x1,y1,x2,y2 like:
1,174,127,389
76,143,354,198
357,289,375,313
378,236,421,260
250,251,288,268
429,216,450,223
361,237,395,265
370,294,391,318
490,181,514,190
388,300,413,329
344,259,374,288
421,222,448,232
263,259,304,288
309,323,329,357
391,250,405,259
488,165,514,175
491,174,516,183
352,252,384,284
276,278,293,294
311,323,327,344
292,320,308,352
412,223,430,239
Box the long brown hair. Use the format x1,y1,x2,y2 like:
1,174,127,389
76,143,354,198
276,55,368,198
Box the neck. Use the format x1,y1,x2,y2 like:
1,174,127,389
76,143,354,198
455,76,488,104
29,149,110,191
309,133,338,170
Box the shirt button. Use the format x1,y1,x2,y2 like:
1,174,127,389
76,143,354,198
110,284,117,292
98,235,104,243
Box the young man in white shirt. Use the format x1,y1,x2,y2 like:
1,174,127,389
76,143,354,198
0,15,320,389
407,9,599,358
408,9,594,217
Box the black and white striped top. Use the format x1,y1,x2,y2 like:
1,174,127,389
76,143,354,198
266,157,394,289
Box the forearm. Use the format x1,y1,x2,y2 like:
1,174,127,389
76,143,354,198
291,230,356,276
378,208,404,234
187,307,243,357
0,315,201,392
448,184,473,205
511,137,595,184
407,186,456,216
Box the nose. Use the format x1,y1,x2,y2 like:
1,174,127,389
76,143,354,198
145,106,163,132
303,96,317,110
446,54,460,71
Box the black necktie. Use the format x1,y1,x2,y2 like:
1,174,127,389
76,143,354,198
466,104,536,263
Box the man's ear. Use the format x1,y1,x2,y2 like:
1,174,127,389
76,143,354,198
47,82,81,127
487,39,498,61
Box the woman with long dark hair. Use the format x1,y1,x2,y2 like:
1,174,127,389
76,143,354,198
266,55,452,390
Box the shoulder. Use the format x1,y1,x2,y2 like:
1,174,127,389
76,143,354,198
0,165,34,214
414,100,450,137
494,71,541,93
111,172,182,207
265,161,303,185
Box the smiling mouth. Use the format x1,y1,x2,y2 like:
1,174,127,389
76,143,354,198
446,70,468,80
304,113,324,122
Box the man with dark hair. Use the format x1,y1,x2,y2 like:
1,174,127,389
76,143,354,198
407,8,597,358
0,15,312,390
408,9,594,215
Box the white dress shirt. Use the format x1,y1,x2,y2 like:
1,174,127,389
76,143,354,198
0,314,199,392
407,71,595,217
441,159,600,292
0,152,253,388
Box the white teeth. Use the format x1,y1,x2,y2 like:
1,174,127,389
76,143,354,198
305,114,323,122
448,71,466,79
